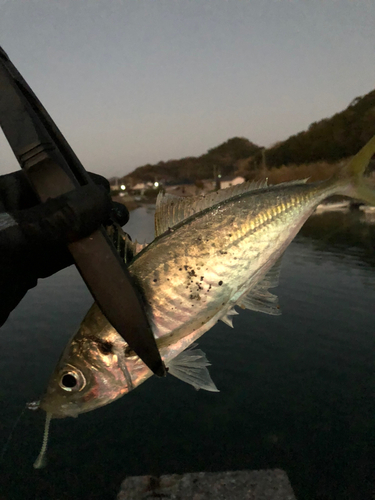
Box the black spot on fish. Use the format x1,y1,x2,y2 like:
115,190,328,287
188,269,197,277
153,278,157,283
184,265,189,271
229,234,232,237
97,340,113,355
220,251,228,255
218,281,223,286
190,292,201,301
179,268,182,271
200,276,204,281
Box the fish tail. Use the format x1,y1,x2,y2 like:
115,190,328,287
332,135,375,205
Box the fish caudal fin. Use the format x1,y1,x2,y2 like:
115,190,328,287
334,135,375,205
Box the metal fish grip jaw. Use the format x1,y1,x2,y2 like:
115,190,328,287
0,46,165,377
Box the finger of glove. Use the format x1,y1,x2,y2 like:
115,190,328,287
109,202,130,227
88,174,129,226
0,246,73,327
12,183,112,247
0,170,110,211
0,171,39,211
88,172,110,192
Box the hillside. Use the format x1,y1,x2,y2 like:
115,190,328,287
121,89,375,185
254,89,375,170
122,137,261,185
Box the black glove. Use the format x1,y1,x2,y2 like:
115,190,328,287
0,170,129,327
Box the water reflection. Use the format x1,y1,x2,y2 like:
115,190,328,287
0,207,374,500
298,210,375,268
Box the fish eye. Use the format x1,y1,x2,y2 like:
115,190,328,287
59,370,86,392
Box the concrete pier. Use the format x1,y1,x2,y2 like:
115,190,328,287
117,469,297,500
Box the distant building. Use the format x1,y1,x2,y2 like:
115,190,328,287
220,176,245,189
132,182,147,191
131,182,154,194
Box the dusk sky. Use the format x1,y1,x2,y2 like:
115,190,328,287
0,0,374,178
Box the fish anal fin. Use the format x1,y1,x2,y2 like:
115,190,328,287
238,256,283,316
167,344,219,392
220,307,239,328
220,315,234,328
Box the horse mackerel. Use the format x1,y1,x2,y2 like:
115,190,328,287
38,136,375,422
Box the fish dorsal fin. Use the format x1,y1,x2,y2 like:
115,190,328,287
155,180,268,237
238,256,283,316
167,344,219,392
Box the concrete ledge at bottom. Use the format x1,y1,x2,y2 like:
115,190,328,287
117,469,297,500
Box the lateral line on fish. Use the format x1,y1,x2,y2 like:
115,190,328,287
131,179,312,263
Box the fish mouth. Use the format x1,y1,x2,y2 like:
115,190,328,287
39,398,81,418
28,398,76,419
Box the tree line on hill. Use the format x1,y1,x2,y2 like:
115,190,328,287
121,89,375,185
260,89,375,168
122,137,261,185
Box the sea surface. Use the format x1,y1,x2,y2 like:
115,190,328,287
0,206,375,500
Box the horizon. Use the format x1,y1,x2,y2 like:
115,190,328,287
0,0,374,178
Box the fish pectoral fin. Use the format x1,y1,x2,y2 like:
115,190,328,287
238,256,283,316
167,345,219,392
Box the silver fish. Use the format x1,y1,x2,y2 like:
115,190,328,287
39,136,375,422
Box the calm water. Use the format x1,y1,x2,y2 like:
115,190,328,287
0,207,375,500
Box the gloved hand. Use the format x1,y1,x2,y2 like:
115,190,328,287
0,170,129,327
